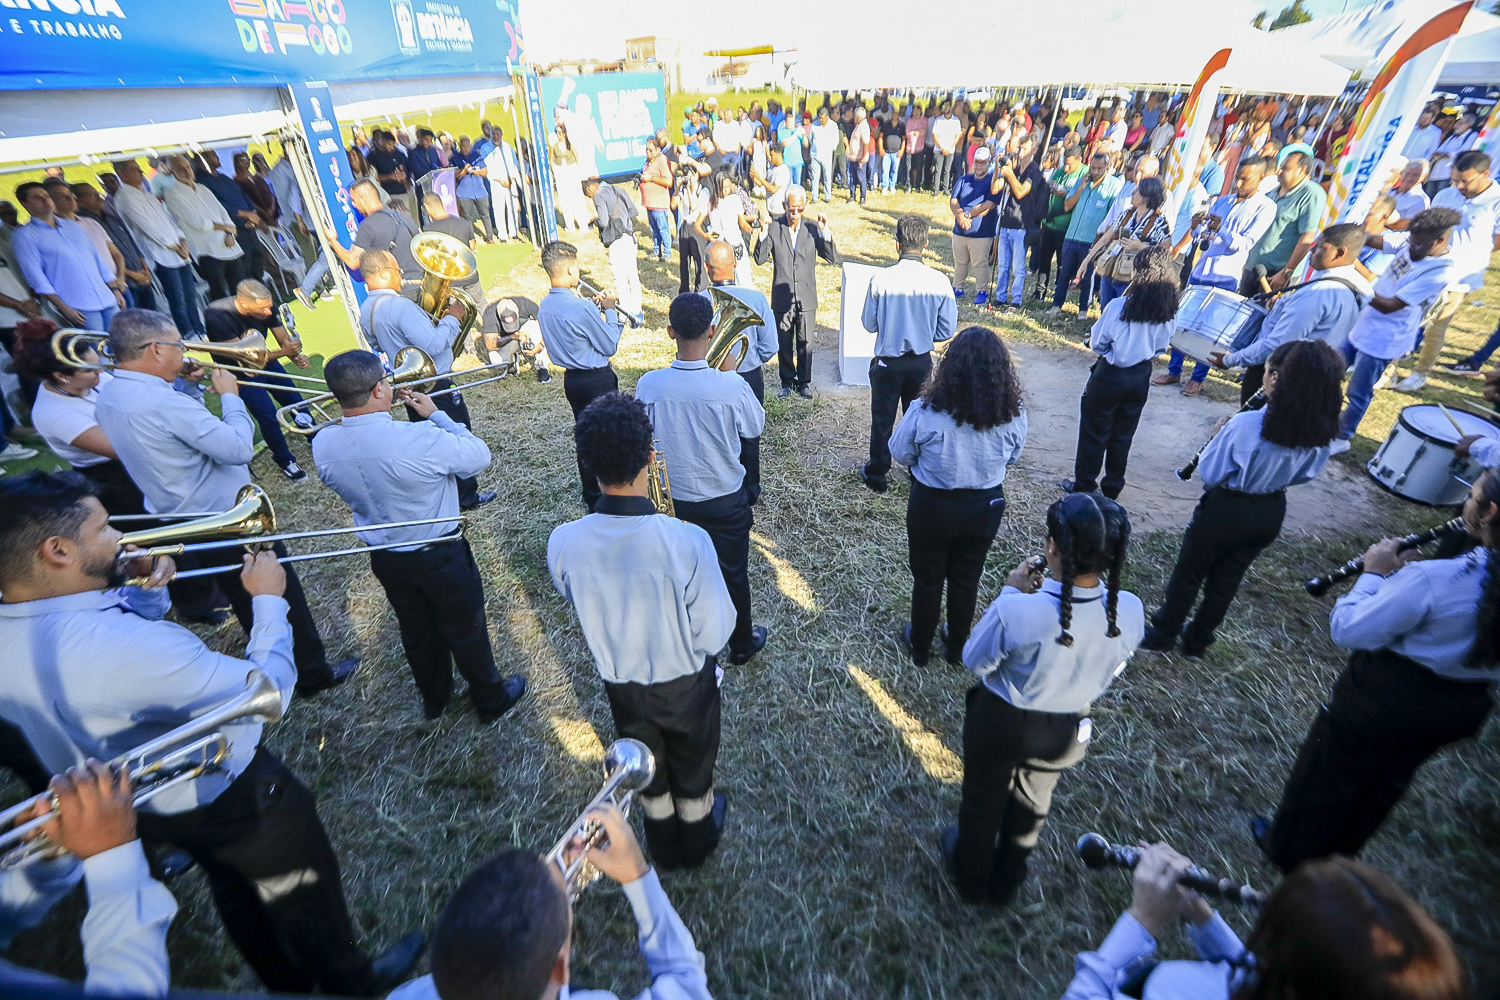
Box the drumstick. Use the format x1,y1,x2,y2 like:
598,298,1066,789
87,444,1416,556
1436,402,1467,438
1259,276,1273,296
1456,402,1500,425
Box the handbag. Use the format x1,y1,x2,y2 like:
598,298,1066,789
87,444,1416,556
1096,208,1157,282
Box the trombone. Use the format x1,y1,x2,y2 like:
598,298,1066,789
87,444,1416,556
51,329,329,395
545,739,656,901
0,669,285,868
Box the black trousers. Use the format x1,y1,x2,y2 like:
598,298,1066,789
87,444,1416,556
137,749,373,994
179,539,334,689
737,365,764,503
1240,363,1266,405
563,366,619,510
674,486,754,654
678,226,706,293
776,301,814,389
907,479,1005,660
1073,357,1151,498
1151,487,1285,654
956,684,1088,904
867,351,932,479
0,719,49,794
1030,227,1066,289
196,255,249,303
1266,648,1492,874
368,537,510,716
605,658,722,866
405,377,478,507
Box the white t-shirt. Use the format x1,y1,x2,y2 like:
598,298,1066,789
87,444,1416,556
708,193,748,248
32,372,113,469
930,116,963,154
714,119,742,153
1402,123,1443,162
1392,186,1430,221
1348,250,1454,360
1430,129,1478,181
1432,181,1500,291
765,162,793,216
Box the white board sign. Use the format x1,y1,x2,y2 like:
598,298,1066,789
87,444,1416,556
838,261,881,386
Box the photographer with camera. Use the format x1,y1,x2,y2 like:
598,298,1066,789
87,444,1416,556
674,160,711,293
989,135,1048,309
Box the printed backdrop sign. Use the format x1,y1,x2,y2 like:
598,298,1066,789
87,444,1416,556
0,0,518,90
1164,47,1232,213
288,79,365,306
539,72,666,179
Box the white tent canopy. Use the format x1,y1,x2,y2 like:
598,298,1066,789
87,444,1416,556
1274,0,1500,87
788,3,1351,96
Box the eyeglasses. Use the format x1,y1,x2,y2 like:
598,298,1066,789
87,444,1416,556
146,340,187,352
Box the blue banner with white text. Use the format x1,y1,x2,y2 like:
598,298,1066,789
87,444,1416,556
0,0,521,91
288,80,366,305
539,72,666,180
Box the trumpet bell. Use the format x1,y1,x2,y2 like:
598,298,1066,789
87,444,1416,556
705,287,760,371
604,738,656,793
118,484,277,550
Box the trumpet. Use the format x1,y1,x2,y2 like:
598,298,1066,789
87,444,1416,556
52,329,328,394
410,231,480,358
648,441,675,517
1176,388,1267,481
1076,833,1268,907
1303,517,1466,596
0,670,284,868
579,279,640,328
545,739,656,901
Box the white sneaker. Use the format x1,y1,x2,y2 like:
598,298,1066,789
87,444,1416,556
1372,362,1399,390
1328,438,1352,456
1044,306,1063,316
0,443,38,462
1392,373,1427,392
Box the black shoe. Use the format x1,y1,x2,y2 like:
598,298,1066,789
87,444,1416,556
460,491,498,510
1137,626,1176,653
477,676,528,723
938,623,962,665
295,656,359,697
178,607,230,626
796,385,813,399
368,930,427,994
277,459,308,482
728,626,768,665
678,792,728,870
860,464,888,494
1437,359,1483,375
776,385,793,399
153,848,196,881
1249,815,1274,858
898,623,928,666
1059,479,1075,493
939,824,960,883
422,698,450,721
537,368,553,384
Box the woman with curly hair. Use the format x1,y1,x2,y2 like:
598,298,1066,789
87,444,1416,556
941,492,1142,906
1068,243,1179,498
1140,339,1344,659
889,326,1027,667
1257,467,1500,875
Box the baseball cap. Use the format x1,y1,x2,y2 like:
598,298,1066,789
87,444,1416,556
973,146,992,160
497,301,521,333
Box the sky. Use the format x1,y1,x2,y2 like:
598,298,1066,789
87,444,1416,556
518,0,1383,64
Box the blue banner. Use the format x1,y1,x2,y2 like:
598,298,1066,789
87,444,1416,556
539,72,665,180
524,69,559,246
0,0,520,91
288,80,365,306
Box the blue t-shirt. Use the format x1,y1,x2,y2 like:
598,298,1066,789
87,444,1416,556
777,123,803,165
1199,159,1225,198
951,172,999,239
1142,108,1161,130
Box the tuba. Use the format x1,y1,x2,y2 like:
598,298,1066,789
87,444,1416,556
545,739,656,901
704,287,762,371
410,231,480,358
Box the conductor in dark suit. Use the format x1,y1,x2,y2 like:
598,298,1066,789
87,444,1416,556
753,185,839,399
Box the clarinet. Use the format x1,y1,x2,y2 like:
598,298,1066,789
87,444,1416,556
1303,518,1467,597
1076,833,1267,907
1176,388,1267,481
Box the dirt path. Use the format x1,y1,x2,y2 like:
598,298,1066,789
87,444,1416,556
803,320,1387,535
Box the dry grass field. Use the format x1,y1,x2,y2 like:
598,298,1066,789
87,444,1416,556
6,183,1500,998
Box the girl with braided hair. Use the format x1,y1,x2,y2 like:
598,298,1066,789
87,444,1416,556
940,492,1143,906
1257,468,1500,875
1140,339,1344,659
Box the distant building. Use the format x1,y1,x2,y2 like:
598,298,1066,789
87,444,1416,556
626,35,697,93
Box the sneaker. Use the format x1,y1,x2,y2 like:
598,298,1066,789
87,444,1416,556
538,368,554,384
776,386,793,399
1044,306,1063,316
728,625,768,665
973,291,989,306
1437,360,1484,377
1373,362,1400,390
278,459,308,482
860,464,888,493
1137,626,1177,652
1392,372,1427,392
0,444,38,463
293,288,317,310
1328,438,1352,456
953,288,966,300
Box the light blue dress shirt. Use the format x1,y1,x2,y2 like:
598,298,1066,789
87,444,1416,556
1191,191,1276,288
1065,174,1124,244
963,578,1145,713
635,360,765,502
1196,409,1330,494
388,869,712,1000
1333,549,1497,683
11,216,115,310
1224,266,1371,368
0,587,295,814
888,399,1027,489
699,281,777,373
1060,910,1245,1000
95,368,255,515
860,256,959,357
1090,297,1174,368
547,498,736,686
311,411,488,550
360,287,460,374
537,286,624,370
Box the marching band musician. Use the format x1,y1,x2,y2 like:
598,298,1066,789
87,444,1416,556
1138,341,1344,659
311,351,528,724
94,309,358,695
547,393,735,868
637,294,769,666
1255,468,1500,875
0,472,424,994
859,214,958,494
359,249,496,510
536,240,625,512
387,804,711,1000
1207,222,1371,403
700,239,777,504
942,493,1141,907
1060,842,1466,999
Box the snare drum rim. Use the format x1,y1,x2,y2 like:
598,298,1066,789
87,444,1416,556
1397,403,1497,448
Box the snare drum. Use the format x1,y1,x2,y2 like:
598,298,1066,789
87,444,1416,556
1367,404,1500,506
1169,285,1268,365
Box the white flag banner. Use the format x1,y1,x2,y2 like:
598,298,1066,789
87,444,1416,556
1165,47,1231,216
